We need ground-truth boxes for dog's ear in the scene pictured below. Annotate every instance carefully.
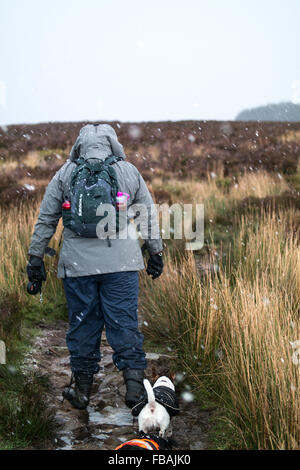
[170,372,176,382]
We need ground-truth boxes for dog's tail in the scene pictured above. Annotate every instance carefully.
[143,379,156,412]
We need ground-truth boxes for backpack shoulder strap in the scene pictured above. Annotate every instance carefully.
[74,155,122,166]
[74,157,86,167]
[104,155,123,166]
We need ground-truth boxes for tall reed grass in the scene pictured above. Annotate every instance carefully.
[0,200,62,448]
[150,171,289,222]
[0,200,64,303]
[1,170,299,449]
[0,199,66,358]
[141,205,300,449]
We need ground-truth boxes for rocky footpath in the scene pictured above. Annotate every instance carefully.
[27,321,212,450]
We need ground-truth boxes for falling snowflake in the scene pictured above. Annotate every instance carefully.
[128,125,142,140]
[181,391,194,403]
[23,184,35,191]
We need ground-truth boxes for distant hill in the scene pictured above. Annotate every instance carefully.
[236,102,300,122]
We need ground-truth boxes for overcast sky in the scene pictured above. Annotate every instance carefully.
[1,0,300,125]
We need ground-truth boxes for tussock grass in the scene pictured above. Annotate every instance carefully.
[141,181,300,449]
[0,169,299,449]
[279,130,300,145]
[0,200,63,302]
[0,201,65,448]
[0,366,55,449]
[0,199,66,355]
[150,171,289,222]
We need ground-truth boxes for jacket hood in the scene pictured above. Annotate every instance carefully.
[69,124,126,162]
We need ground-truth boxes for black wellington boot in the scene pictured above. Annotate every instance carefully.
[123,369,145,408]
[62,373,93,410]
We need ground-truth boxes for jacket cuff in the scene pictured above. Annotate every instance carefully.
[144,239,163,256]
[28,250,44,259]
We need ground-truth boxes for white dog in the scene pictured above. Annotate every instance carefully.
[138,376,175,438]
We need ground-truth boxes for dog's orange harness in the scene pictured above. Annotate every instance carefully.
[115,438,160,450]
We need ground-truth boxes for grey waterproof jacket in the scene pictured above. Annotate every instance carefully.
[28,124,163,278]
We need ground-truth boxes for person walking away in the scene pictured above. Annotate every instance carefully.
[26,124,163,410]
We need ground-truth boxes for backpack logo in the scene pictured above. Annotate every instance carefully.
[78,193,83,217]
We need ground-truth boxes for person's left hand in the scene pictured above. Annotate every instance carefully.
[146,252,163,280]
[27,255,47,282]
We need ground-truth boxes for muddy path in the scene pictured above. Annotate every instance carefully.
[26,321,212,450]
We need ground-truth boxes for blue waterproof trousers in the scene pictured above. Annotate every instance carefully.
[63,271,147,375]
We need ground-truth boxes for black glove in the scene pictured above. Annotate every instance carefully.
[27,255,47,282]
[146,252,163,280]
